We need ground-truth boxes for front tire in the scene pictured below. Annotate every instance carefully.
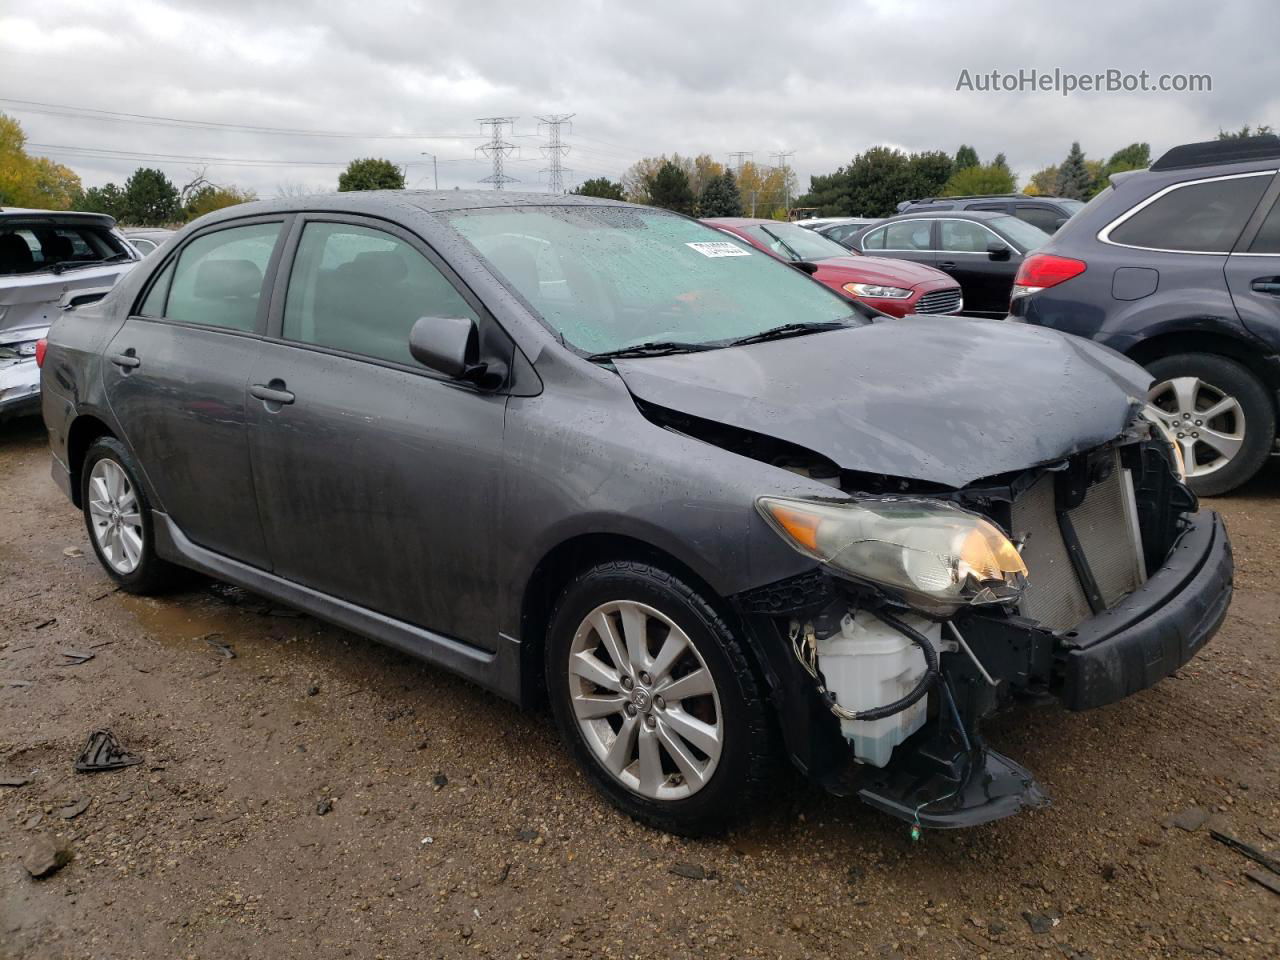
[1145,354,1275,496]
[546,561,778,835]
[81,437,180,594]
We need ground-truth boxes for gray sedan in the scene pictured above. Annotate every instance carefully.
[39,192,1230,834]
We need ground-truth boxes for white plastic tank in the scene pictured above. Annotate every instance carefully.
[815,610,942,767]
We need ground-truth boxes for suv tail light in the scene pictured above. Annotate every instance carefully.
[1011,254,1086,299]
[35,339,47,368]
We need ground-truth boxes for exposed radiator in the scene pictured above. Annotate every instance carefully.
[1010,455,1147,633]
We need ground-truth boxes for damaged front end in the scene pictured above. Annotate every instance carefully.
[730,425,1233,830]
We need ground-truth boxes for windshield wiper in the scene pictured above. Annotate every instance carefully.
[588,341,715,362]
[51,252,133,274]
[726,320,850,347]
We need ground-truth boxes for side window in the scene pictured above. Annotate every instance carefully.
[166,222,281,331]
[137,260,175,317]
[282,222,479,367]
[1248,195,1280,254]
[969,202,1009,213]
[860,227,885,250]
[939,220,994,252]
[1108,174,1272,252]
[883,221,932,250]
[1015,205,1066,233]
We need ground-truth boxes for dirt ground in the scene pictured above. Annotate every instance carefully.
[1,415,1277,960]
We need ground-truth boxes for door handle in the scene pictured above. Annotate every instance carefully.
[250,383,295,405]
[108,352,140,369]
[938,261,957,270]
[1251,278,1280,295]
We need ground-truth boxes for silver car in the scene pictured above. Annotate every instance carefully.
[1,208,139,420]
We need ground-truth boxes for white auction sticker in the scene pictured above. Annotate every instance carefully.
[685,241,752,258]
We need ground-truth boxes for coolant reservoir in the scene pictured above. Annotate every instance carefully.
[815,610,942,768]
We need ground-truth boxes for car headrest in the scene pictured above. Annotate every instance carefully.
[42,234,75,261]
[193,258,263,299]
[350,250,409,285]
[0,232,34,270]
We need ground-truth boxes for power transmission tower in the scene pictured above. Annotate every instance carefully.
[476,117,519,190]
[727,151,753,178]
[771,150,796,216]
[537,114,574,194]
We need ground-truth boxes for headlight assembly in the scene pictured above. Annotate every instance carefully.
[843,282,912,300]
[757,496,1027,615]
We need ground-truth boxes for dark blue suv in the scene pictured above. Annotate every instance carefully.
[1011,135,1280,495]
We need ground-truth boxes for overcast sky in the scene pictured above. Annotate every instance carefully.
[3,0,1278,199]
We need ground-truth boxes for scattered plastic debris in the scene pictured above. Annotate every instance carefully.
[74,729,142,773]
[62,547,84,558]
[1246,869,1280,897]
[59,648,95,665]
[1209,829,1280,877]
[203,634,235,659]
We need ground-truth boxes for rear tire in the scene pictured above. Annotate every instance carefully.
[546,561,778,836]
[81,437,182,594]
[1145,353,1275,497]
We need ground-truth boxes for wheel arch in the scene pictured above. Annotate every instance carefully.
[65,414,118,508]
[517,532,751,709]
[1125,329,1280,399]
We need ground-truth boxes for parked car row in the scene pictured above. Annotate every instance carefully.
[36,188,1231,836]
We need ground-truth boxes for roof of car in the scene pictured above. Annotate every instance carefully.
[701,217,793,228]
[0,207,118,226]
[198,190,634,226]
[870,209,1010,223]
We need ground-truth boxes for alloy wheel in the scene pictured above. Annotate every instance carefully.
[1146,376,1245,479]
[87,458,144,574]
[567,600,723,801]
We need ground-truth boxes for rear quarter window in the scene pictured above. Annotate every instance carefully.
[1106,173,1273,253]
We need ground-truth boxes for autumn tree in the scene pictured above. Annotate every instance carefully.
[0,112,82,210]
[184,184,257,221]
[697,170,743,217]
[622,153,724,205]
[571,177,625,200]
[338,158,405,191]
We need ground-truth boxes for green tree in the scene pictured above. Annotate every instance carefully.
[645,160,695,215]
[1023,165,1058,196]
[1217,125,1274,140]
[795,147,952,217]
[954,144,980,171]
[337,158,405,192]
[992,152,1010,172]
[76,183,127,219]
[1104,142,1150,172]
[571,177,625,200]
[122,168,181,225]
[697,170,743,217]
[184,184,257,221]
[942,163,1016,197]
[1054,143,1092,200]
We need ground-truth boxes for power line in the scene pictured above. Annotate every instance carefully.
[475,117,519,190]
[537,114,574,194]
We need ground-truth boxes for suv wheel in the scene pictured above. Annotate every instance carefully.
[546,561,778,835]
[81,437,181,594]
[1145,353,1275,496]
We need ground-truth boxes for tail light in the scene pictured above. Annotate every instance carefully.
[1011,254,1087,299]
[35,339,47,368]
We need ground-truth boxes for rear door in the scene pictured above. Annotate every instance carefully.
[1226,174,1280,347]
[935,218,1017,316]
[244,215,510,646]
[103,217,287,567]
[857,219,938,271]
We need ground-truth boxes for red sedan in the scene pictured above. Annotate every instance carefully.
[703,218,962,317]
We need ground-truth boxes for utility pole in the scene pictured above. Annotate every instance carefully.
[420,152,438,189]
[475,117,519,190]
[771,150,795,217]
[537,114,574,194]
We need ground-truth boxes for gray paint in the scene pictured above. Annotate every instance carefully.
[41,190,1154,704]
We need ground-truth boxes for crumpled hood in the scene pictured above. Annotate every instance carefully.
[615,316,1152,488]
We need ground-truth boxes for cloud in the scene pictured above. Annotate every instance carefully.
[2,0,1275,198]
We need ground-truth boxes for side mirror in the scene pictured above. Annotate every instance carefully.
[987,240,1012,261]
[792,260,820,275]
[408,316,484,380]
[1052,216,1069,231]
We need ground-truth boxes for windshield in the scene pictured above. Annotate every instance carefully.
[742,222,851,262]
[446,206,860,355]
[0,221,132,276]
[988,215,1051,253]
